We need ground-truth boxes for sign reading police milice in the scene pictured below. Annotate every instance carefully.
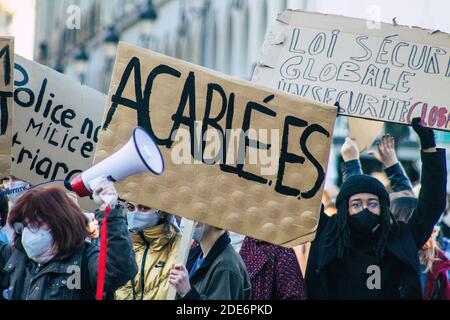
[12,55,106,184]
[95,43,336,246]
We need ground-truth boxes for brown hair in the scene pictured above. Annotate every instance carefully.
[8,186,90,257]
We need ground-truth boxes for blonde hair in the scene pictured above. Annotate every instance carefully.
[419,238,442,274]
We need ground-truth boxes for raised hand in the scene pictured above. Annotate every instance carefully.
[412,117,436,150]
[341,137,359,162]
[368,134,398,168]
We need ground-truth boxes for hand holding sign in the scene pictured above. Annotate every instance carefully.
[169,263,191,298]
[412,117,436,150]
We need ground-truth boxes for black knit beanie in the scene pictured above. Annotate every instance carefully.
[336,175,390,208]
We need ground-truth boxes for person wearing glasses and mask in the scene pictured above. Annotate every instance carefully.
[306,118,447,300]
[115,202,181,300]
[0,183,137,300]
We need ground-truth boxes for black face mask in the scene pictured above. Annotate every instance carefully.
[349,208,381,235]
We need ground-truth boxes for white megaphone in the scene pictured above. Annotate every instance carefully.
[68,127,164,197]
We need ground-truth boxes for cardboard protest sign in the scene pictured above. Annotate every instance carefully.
[252,10,450,131]
[12,55,106,209]
[0,37,14,177]
[348,117,384,152]
[94,42,337,247]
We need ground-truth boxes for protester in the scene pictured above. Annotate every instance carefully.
[306,118,447,299]
[116,202,181,300]
[239,237,307,300]
[169,222,251,300]
[0,183,137,300]
[341,129,450,300]
[419,228,450,300]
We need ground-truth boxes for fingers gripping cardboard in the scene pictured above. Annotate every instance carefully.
[95,42,337,247]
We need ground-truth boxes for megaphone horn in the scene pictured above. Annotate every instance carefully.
[68,126,164,197]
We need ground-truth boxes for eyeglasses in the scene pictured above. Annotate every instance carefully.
[350,201,380,211]
[13,220,45,234]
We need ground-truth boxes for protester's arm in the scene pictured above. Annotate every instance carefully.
[384,163,413,192]
[85,206,137,294]
[407,118,447,248]
[85,181,138,296]
[340,137,363,182]
[369,135,413,192]
[275,248,307,300]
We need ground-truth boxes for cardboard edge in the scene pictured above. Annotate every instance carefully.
[277,9,450,45]
[278,228,317,248]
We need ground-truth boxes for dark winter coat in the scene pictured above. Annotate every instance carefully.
[181,232,251,300]
[0,207,137,300]
[306,150,447,299]
[239,237,307,300]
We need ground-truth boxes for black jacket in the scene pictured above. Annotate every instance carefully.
[306,149,447,299]
[181,232,251,300]
[0,207,137,300]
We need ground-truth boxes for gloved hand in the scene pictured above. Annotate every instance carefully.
[90,176,118,210]
[412,117,436,149]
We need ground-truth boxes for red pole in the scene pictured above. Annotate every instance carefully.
[96,204,111,300]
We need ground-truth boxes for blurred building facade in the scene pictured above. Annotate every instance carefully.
[0,0,35,59]
[32,0,450,188]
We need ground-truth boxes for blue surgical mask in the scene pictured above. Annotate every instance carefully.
[127,210,161,232]
[21,226,55,264]
[193,224,206,242]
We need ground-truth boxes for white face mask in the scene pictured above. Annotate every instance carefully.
[21,226,55,264]
[127,209,161,232]
[193,224,206,242]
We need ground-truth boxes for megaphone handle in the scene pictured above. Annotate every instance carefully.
[95,204,111,300]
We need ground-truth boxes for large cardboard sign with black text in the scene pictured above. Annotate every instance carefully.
[252,10,450,130]
[0,37,14,176]
[12,55,106,208]
[95,43,337,246]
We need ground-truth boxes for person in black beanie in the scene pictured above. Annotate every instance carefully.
[305,118,447,299]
